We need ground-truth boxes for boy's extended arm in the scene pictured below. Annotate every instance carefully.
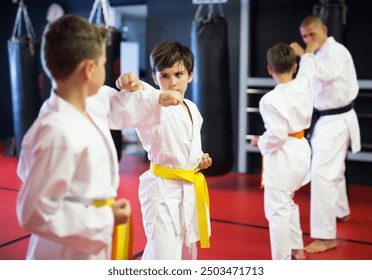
[116,72,182,106]
[116,72,144,91]
[290,41,319,57]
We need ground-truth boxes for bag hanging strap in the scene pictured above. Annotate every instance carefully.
[11,0,36,55]
[194,0,225,23]
[89,0,116,45]
[11,0,36,40]
[89,0,111,27]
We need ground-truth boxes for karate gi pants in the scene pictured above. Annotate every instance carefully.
[142,201,197,260]
[264,187,304,260]
[310,116,350,239]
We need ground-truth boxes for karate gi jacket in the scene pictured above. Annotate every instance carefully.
[258,54,316,192]
[312,36,360,153]
[16,85,161,259]
[133,83,208,249]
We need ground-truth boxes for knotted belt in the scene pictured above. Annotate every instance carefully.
[260,130,305,188]
[150,163,210,248]
[306,103,353,139]
[92,199,133,260]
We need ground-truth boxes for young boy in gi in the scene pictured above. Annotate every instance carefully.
[16,15,181,260]
[251,42,318,260]
[116,40,213,260]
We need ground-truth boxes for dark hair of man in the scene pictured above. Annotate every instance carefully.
[266,43,296,74]
[149,40,194,75]
[41,15,109,81]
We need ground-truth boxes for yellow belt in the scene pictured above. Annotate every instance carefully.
[150,163,210,249]
[92,199,133,260]
[260,130,305,189]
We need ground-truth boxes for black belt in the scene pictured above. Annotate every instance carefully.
[316,103,353,116]
[306,103,353,140]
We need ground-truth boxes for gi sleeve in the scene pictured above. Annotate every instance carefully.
[97,84,162,130]
[258,97,288,154]
[296,53,316,87]
[313,46,346,81]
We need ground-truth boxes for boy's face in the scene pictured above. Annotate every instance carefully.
[152,62,193,98]
[89,45,106,96]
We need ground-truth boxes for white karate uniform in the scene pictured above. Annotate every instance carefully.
[135,83,207,260]
[310,37,361,239]
[16,85,161,259]
[258,53,315,260]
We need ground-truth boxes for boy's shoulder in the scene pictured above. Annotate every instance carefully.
[87,85,116,116]
[22,96,85,151]
[21,112,68,153]
[184,99,202,114]
[183,98,196,106]
[260,88,277,103]
[260,87,289,110]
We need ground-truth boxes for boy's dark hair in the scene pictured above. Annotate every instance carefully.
[150,40,194,75]
[266,43,296,74]
[41,15,109,81]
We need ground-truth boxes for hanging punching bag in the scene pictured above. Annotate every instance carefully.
[8,1,41,156]
[88,1,133,260]
[106,28,123,162]
[313,0,348,44]
[89,0,123,162]
[191,4,233,176]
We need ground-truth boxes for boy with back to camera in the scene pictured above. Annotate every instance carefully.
[251,41,318,260]
[116,40,213,260]
[16,15,181,260]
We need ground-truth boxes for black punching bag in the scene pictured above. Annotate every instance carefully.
[8,2,41,156]
[313,0,348,44]
[89,0,123,161]
[106,28,123,162]
[191,4,233,176]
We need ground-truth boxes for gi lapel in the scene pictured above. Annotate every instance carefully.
[88,113,119,186]
[184,100,202,169]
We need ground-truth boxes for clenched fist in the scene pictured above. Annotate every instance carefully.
[116,72,144,91]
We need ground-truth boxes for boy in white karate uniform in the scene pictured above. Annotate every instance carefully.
[116,40,213,260]
[16,16,181,260]
[251,42,318,260]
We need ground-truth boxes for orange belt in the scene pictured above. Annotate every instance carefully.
[288,130,305,139]
[260,130,305,188]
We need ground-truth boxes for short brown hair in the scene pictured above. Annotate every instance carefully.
[300,15,325,28]
[41,15,109,81]
[150,40,194,75]
[266,43,296,74]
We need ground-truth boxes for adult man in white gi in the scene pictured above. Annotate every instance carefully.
[292,15,361,253]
